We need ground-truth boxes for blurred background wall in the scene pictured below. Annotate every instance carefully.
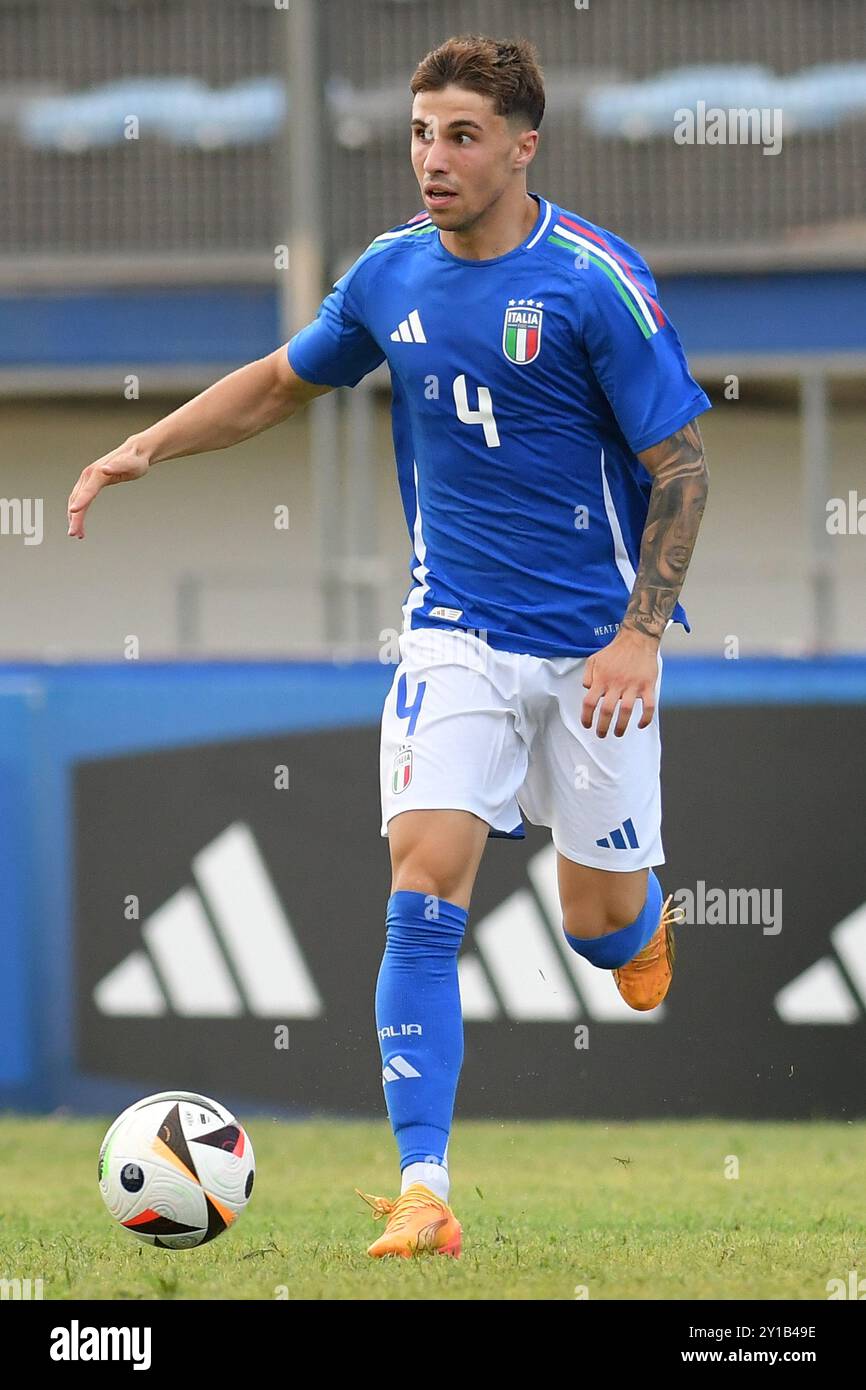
[2,393,866,657]
[1,0,864,659]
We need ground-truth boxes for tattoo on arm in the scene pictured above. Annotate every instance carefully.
[623,419,708,641]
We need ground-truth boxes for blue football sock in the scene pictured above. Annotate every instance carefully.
[375,889,466,1172]
[564,869,663,969]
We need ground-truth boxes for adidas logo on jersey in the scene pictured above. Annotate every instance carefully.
[775,900,866,1024]
[390,309,427,343]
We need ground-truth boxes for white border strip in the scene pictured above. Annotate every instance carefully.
[525,196,553,249]
[372,217,433,244]
[554,223,658,335]
[600,448,637,593]
[402,458,431,627]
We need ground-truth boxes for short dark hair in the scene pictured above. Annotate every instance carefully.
[410,34,545,131]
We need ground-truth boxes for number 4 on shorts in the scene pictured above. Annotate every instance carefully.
[396,673,426,735]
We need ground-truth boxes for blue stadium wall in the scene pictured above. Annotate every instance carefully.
[1,658,865,1122]
[3,271,866,366]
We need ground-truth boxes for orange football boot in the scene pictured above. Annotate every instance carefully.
[612,892,685,1011]
[355,1182,462,1258]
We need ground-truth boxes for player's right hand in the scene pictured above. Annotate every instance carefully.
[67,439,151,539]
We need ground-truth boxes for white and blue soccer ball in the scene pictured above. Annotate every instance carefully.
[97,1090,255,1249]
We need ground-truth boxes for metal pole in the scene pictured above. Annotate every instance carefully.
[800,370,835,653]
[310,394,344,646]
[283,0,325,335]
[284,0,344,647]
[176,573,201,654]
[345,378,380,647]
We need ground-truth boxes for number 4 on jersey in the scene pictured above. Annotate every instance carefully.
[453,374,500,449]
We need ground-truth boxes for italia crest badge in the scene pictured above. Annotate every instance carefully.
[502,298,544,365]
[392,745,413,794]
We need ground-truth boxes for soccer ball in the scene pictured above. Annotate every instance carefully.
[97,1090,255,1249]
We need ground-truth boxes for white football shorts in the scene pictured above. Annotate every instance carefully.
[379,625,664,871]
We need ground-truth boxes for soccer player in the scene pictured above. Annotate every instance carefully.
[68,35,710,1261]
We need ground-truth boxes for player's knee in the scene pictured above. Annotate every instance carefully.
[561,886,646,940]
[390,865,465,907]
[562,903,624,940]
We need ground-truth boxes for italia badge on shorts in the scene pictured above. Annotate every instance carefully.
[502,298,544,365]
[392,745,413,794]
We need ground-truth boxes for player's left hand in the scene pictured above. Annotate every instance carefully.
[580,627,660,738]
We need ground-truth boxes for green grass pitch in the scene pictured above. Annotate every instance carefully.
[2,1116,864,1300]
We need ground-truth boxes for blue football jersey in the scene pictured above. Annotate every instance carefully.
[287,192,711,658]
